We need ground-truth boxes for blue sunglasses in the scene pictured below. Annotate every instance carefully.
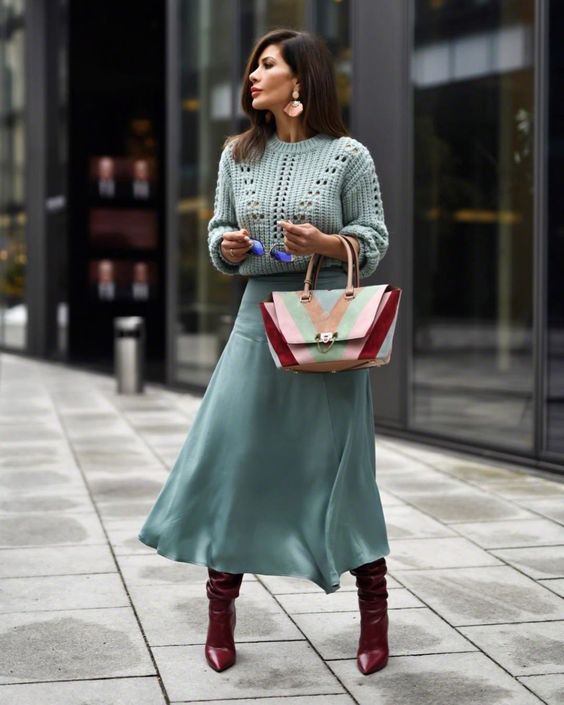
[247,238,295,263]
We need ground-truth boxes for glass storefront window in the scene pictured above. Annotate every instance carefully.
[0,0,27,349]
[241,0,306,41]
[176,0,308,386]
[411,0,535,449]
[176,0,235,386]
[316,0,351,127]
[546,0,564,456]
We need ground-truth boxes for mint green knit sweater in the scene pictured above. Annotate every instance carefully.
[207,132,389,279]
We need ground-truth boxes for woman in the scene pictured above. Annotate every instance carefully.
[138,28,391,676]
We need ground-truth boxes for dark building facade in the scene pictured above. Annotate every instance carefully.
[1,0,562,475]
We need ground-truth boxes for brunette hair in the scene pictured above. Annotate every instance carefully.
[226,28,349,162]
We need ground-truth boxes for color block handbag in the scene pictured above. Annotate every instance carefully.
[259,234,402,374]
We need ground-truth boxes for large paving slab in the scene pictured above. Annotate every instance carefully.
[540,578,564,597]
[430,460,527,484]
[0,464,86,495]
[118,552,260,588]
[0,492,94,516]
[382,503,456,538]
[0,574,128,613]
[516,497,564,523]
[0,608,155,684]
[393,565,564,625]
[386,536,501,570]
[109,528,156,555]
[490,545,564,579]
[116,552,214,586]
[0,512,107,548]
[0,442,77,470]
[152,640,345,702]
[518,674,564,705]
[96,498,157,522]
[293,607,476,660]
[0,544,116,578]
[0,678,166,705]
[459,621,564,676]
[450,517,564,548]
[128,581,304,646]
[275,586,422,614]
[378,468,466,495]
[483,477,564,499]
[327,651,545,705]
[399,488,536,523]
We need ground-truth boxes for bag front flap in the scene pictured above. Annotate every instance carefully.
[271,284,392,344]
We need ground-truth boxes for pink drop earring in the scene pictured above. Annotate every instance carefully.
[283,89,303,117]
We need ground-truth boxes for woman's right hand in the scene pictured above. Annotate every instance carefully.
[220,230,252,263]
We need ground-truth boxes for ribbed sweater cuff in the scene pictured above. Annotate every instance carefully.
[209,229,240,275]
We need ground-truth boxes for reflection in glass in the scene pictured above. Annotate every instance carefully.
[316,0,351,128]
[240,0,306,50]
[0,0,27,349]
[546,1,564,456]
[411,0,535,449]
[176,0,235,386]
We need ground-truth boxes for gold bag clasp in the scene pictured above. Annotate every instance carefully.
[315,331,338,353]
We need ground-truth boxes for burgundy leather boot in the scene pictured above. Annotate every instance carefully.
[204,568,244,672]
[350,557,389,674]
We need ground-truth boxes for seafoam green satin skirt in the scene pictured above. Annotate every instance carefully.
[137,267,390,594]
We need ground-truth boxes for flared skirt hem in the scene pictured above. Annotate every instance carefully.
[137,530,390,594]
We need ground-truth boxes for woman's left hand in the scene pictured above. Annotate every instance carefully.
[277,220,329,256]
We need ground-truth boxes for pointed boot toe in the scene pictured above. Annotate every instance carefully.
[357,647,388,674]
[205,644,236,672]
[204,603,238,672]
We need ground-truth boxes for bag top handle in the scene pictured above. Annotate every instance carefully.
[312,235,360,291]
[300,234,360,303]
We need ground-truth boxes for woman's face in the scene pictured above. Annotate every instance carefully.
[248,43,298,111]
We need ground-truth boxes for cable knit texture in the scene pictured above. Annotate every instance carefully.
[207,132,389,279]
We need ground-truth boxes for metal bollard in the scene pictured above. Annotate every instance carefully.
[114,317,145,394]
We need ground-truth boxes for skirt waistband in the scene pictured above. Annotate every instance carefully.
[246,266,346,284]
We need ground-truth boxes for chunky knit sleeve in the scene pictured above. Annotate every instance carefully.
[207,144,241,276]
[338,144,389,279]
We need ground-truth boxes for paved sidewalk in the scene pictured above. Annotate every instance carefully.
[0,352,563,705]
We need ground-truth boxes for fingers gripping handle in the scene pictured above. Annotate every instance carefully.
[300,234,360,303]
